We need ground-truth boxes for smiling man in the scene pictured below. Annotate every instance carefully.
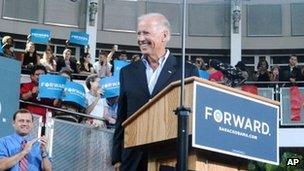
[112,13,199,171]
[0,109,52,171]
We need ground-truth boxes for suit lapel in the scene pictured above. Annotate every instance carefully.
[151,55,177,96]
[134,61,150,96]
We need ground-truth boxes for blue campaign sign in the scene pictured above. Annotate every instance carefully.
[62,81,86,108]
[30,28,51,44]
[192,81,279,165]
[38,75,66,99]
[69,31,89,46]
[99,76,120,98]
[113,60,130,76]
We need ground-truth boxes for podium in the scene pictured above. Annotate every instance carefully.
[122,77,280,171]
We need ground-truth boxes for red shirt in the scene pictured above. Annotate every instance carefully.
[20,82,47,117]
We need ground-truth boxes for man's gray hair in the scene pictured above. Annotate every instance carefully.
[138,13,171,34]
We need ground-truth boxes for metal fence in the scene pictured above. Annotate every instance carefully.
[49,119,114,171]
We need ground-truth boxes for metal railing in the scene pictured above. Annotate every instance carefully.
[20,100,114,171]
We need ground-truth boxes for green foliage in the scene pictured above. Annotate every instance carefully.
[248,152,304,171]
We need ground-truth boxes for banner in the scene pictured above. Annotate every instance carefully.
[30,28,51,44]
[38,75,66,99]
[69,31,89,46]
[113,60,130,76]
[192,81,279,165]
[0,57,21,137]
[99,76,120,98]
[62,81,87,108]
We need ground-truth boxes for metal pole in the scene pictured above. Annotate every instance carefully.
[175,0,189,170]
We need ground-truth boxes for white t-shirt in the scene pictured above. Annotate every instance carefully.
[93,61,112,77]
[86,92,109,118]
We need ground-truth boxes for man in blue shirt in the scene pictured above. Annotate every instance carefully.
[0,109,52,171]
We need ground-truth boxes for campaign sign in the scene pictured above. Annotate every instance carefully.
[30,28,51,44]
[38,75,66,99]
[69,31,89,46]
[99,76,120,98]
[62,81,86,108]
[113,60,130,76]
[0,41,3,54]
[192,81,279,165]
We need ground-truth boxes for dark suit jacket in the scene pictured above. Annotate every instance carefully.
[112,53,199,171]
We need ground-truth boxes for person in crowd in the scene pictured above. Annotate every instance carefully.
[280,55,302,83]
[254,58,270,81]
[93,51,112,78]
[235,61,249,81]
[118,50,128,61]
[22,42,41,69]
[131,54,140,63]
[40,47,56,72]
[85,74,116,128]
[1,35,16,59]
[112,13,199,171]
[53,68,83,122]
[194,57,206,70]
[195,57,209,79]
[270,65,280,81]
[0,109,52,171]
[78,52,94,75]
[208,59,224,83]
[20,65,49,119]
[56,48,78,74]
[106,96,119,129]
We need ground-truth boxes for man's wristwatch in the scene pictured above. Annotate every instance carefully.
[41,151,48,158]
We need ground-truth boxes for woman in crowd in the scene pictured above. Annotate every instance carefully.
[56,48,78,73]
[208,59,224,83]
[85,74,116,128]
[78,52,94,75]
[22,42,41,68]
[270,65,280,81]
[40,47,56,72]
[254,59,270,81]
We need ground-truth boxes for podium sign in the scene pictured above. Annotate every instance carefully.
[192,81,279,165]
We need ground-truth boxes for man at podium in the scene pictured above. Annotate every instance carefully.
[112,13,199,171]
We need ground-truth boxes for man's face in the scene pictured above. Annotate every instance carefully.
[290,56,298,67]
[119,54,127,61]
[13,112,33,136]
[137,17,167,57]
[31,69,45,83]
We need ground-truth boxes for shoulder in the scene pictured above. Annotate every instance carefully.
[120,60,142,72]
[0,134,14,145]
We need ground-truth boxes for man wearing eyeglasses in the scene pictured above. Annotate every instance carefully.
[20,65,48,119]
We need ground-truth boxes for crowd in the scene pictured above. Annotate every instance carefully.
[1,11,303,170]
[190,55,304,86]
[0,34,142,129]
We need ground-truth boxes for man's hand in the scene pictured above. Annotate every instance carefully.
[39,136,48,152]
[114,162,121,171]
[31,86,38,95]
[22,138,39,155]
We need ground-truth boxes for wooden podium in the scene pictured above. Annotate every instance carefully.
[122,77,279,171]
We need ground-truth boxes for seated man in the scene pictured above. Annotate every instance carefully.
[0,109,52,171]
[20,65,49,120]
